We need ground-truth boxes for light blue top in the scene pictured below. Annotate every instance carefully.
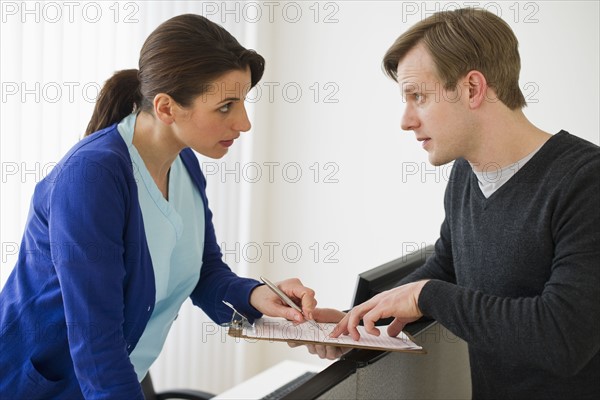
[117,114,205,381]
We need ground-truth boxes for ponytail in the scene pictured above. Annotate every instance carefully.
[84,69,142,136]
[85,15,265,137]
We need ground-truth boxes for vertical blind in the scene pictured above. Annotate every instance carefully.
[1,1,259,394]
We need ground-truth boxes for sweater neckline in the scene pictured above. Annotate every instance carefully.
[471,130,569,204]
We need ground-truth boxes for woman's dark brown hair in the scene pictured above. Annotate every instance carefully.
[85,14,265,136]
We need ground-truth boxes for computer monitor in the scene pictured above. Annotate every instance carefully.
[352,244,434,307]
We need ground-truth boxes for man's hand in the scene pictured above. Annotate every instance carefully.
[331,280,429,341]
[288,308,350,360]
[250,278,317,322]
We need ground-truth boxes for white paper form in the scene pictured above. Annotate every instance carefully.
[235,317,424,353]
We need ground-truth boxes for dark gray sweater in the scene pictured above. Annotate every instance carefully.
[405,131,600,399]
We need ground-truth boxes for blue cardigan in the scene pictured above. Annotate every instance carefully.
[0,124,262,399]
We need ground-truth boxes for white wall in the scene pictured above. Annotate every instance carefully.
[1,0,598,394]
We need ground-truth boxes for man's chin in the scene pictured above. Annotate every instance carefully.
[428,153,454,167]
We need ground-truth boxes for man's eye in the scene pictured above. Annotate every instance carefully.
[414,93,424,102]
[219,103,232,113]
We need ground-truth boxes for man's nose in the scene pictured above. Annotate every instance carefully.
[400,105,419,132]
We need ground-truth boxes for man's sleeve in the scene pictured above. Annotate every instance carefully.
[399,217,457,285]
[400,163,458,286]
[418,158,600,376]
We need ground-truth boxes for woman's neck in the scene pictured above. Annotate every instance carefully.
[132,111,183,199]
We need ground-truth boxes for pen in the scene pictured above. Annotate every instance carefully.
[260,276,323,332]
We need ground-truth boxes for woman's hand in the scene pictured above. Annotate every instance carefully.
[288,308,351,360]
[249,278,317,322]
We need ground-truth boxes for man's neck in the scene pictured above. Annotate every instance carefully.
[468,109,551,172]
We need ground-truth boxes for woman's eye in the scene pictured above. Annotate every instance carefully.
[219,103,232,113]
[414,93,424,103]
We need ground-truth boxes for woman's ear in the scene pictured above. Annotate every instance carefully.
[153,93,177,125]
[465,70,488,109]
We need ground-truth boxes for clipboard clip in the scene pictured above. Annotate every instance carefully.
[221,300,254,336]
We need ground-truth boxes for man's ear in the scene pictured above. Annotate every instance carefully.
[153,93,177,125]
[465,70,488,109]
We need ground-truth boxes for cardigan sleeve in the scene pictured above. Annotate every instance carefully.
[183,151,263,324]
[48,154,143,399]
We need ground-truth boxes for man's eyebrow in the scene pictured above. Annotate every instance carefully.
[402,83,419,93]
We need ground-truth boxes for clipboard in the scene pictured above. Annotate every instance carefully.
[227,317,426,354]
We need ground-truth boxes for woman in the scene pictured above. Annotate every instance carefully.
[0,14,317,399]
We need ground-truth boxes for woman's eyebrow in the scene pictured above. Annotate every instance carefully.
[216,97,241,104]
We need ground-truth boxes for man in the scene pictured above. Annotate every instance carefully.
[329,8,599,398]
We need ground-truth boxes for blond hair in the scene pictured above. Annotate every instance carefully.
[383,8,526,109]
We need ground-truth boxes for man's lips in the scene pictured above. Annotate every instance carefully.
[417,137,431,148]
